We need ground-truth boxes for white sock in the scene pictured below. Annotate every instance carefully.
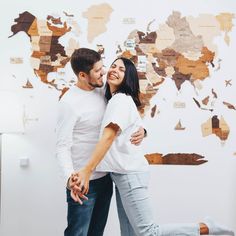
[204,217,234,236]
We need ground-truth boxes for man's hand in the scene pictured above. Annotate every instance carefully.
[70,189,88,205]
[130,127,145,145]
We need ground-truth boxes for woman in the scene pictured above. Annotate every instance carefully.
[71,57,234,236]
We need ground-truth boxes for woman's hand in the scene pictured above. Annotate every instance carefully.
[73,167,93,195]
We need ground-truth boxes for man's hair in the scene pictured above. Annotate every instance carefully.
[70,48,101,75]
[105,57,141,107]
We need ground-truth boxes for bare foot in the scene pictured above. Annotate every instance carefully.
[200,222,209,235]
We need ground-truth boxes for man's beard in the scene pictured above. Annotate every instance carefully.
[88,80,104,88]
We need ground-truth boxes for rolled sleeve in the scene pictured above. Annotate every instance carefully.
[102,94,132,131]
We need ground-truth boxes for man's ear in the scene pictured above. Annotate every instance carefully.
[78,71,87,80]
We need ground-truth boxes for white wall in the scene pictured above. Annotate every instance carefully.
[0,92,67,235]
[0,0,236,235]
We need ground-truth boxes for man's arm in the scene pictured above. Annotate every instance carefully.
[55,101,77,185]
[56,101,89,202]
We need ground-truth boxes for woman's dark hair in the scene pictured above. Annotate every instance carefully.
[105,57,141,107]
[70,48,101,75]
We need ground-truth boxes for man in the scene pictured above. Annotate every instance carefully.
[56,48,145,236]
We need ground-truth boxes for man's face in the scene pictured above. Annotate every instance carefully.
[87,60,105,88]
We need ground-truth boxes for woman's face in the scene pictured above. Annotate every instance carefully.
[107,59,126,90]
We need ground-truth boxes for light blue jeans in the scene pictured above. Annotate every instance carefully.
[111,172,200,236]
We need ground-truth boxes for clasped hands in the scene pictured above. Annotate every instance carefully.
[67,127,145,204]
[68,167,92,204]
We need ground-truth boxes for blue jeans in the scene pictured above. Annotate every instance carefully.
[111,172,199,236]
[64,174,113,236]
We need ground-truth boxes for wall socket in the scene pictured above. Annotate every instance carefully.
[19,157,29,167]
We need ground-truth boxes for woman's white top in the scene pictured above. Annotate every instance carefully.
[96,93,149,174]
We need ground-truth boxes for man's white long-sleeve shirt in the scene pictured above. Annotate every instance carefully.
[55,86,107,184]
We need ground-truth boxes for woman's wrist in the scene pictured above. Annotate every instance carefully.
[85,164,94,173]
